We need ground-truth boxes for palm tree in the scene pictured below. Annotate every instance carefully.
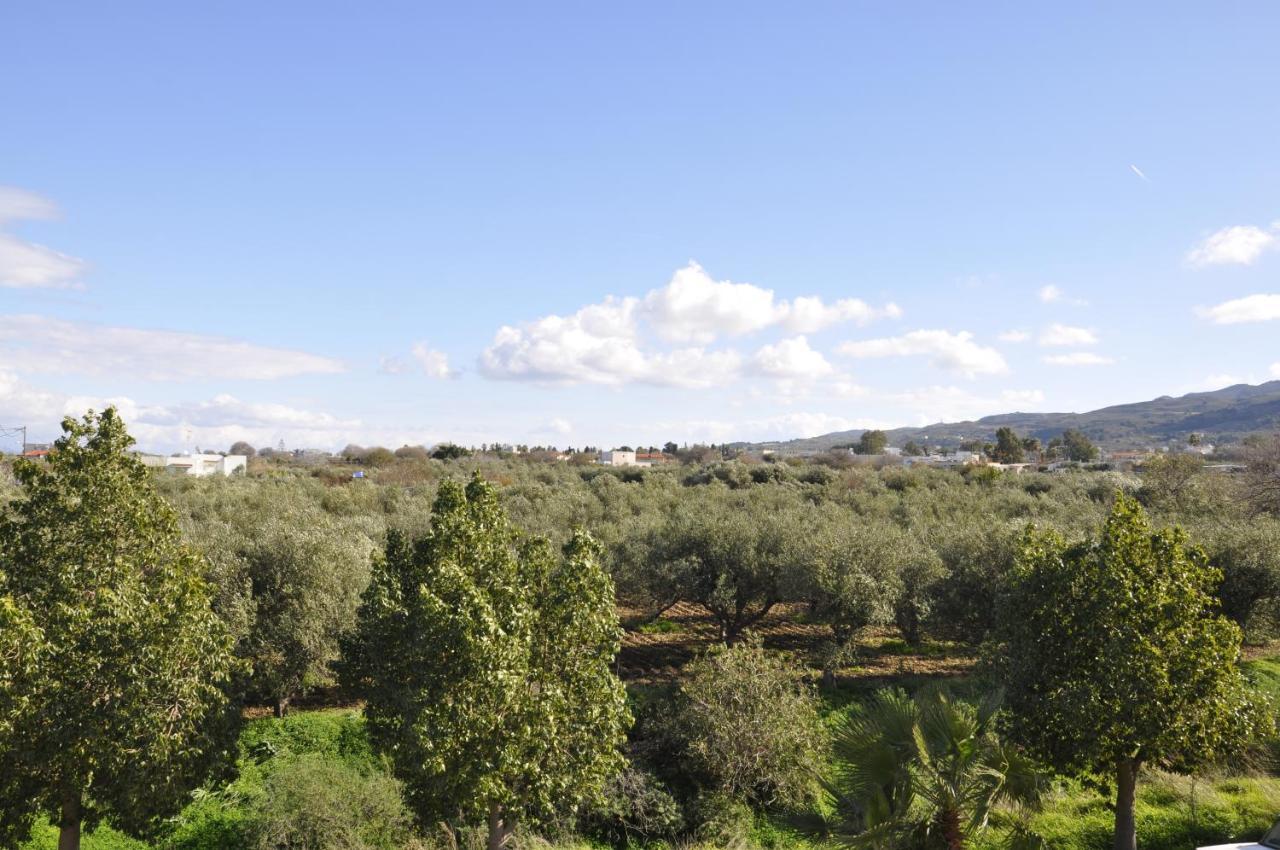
[829,687,1045,850]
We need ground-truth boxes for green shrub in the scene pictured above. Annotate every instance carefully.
[246,753,415,850]
[581,767,683,845]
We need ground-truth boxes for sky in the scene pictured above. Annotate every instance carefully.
[3,2,1280,453]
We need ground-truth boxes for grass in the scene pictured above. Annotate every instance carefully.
[22,658,1280,850]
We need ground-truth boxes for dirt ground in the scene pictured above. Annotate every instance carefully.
[619,601,976,685]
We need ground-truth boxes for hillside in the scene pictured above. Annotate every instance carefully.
[748,381,1280,453]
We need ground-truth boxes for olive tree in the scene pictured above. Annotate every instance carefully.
[340,475,629,850]
[0,410,240,850]
[994,494,1262,850]
[641,491,811,644]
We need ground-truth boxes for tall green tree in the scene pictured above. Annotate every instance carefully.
[0,410,240,850]
[994,495,1262,850]
[855,430,889,455]
[990,427,1025,464]
[1060,428,1098,462]
[831,687,1044,850]
[340,475,630,850]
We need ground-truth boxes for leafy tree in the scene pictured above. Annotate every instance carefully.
[230,440,257,458]
[1021,436,1041,456]
[990,427,1025,464]
[241,520,372,716]
[855,430,889,455]
[668,638,824,808]
[994,495,1263,850]
[1137,452,1205,513]
[831,687,1044,850]
[1060,428,1098,462]
[805,520,905,684]
[663,441,680,455]
[1243,432,1280,516]
[643,493,810,644]
[340,476,629,850]
[0,410,240,850]
[394,444,430,461]
[1205,520,1280,633]
[902,441,926,457]
[362,446,396,467]
[430,442,471,460]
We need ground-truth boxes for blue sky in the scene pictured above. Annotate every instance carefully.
[3,2,1280,452]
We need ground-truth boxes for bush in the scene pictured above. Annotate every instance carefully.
[664,638,825,808]
[246,754,416,850]
[581,767,683,846]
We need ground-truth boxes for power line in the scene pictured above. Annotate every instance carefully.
[0,425,28,454]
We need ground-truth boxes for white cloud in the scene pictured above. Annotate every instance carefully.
[0,370,365,453]
[1043,352,1114,367]
[747,336,833,379]
[780,295,901,334]
[479,261,895,387]
[1038,284,1087,306]
[1187,224,1278,267]
[0,314,346,380]
[1038,323,1098,347]
[998,330,1030,343]
[1197,293,1280,324]
[837,330,1008,378]
[0,187,86,289]
[638,262,899,343]
[411,342,455,379]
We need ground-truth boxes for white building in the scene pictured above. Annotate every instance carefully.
[599,450,645,467]
[140,453,247,477]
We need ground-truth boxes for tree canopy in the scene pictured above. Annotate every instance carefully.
[340,475,630,850]
[0,409,240,850]
[994,494,1263,850]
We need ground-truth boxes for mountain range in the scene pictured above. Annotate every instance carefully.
[744,381,1280,453]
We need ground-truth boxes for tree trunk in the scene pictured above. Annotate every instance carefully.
[275,695,289,718]
[58,790,81,850]
[1113,759,1139,850]
[486,802,514,850]
[936,806,965,850]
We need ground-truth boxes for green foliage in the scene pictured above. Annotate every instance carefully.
[0,409,240,847]
[831,687,1045,850]
[994,494,1265,850]
[991,427,1026,464]
[340,475,630,847]
[669,638,825,808]
[856,430,889,456]
[581,767,683,845]
[246,754,415,850]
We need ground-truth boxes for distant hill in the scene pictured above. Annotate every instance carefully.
[744,381,1280,453]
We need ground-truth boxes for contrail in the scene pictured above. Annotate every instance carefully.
[1130,164,1150,182]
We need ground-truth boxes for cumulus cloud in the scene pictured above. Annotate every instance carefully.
[1197,293,1280,324]
[411,342,455,378]
[479,262,895,386]
[998,330,1031,343]
[837,330,1008,378]
[747,336,833,379]
[1043,352,1114,366]
[0,314,346,380]
[1187,223,1278,267]
[1038,323,1098,347]
[0,187,86,289]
